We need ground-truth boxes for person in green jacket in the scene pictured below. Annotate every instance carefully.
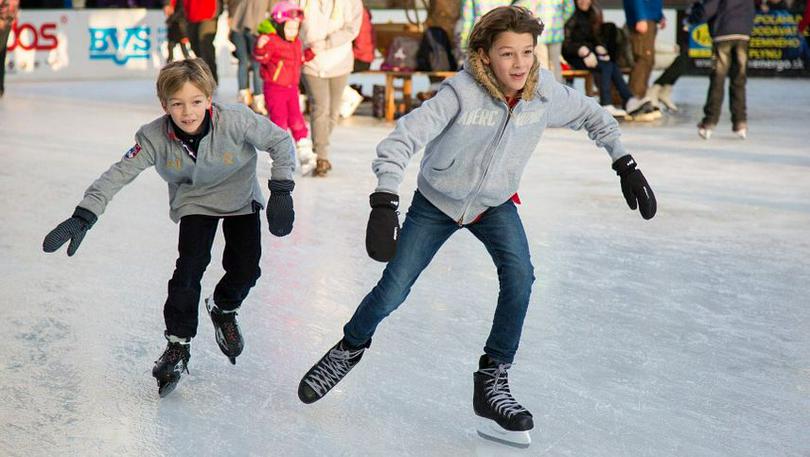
[517,0,575,81]
[459,0,514,52]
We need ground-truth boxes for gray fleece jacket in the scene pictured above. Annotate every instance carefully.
[373,54,628,225]
[78,103,295,223]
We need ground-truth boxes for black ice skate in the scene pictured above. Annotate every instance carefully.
[473,355,534,448]
[298,338,369,404]
[152,335,191,398]
[205,296,244,364]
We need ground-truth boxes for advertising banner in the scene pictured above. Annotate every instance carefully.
[5,9,233,81]
[680,4,810,77]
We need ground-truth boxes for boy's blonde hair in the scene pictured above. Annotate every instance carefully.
[467,6,545,54]
[156,58,217,106]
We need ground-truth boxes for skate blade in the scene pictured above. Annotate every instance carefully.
[229,357,236,365]
[476,418,531,448]
[157,376,181,398]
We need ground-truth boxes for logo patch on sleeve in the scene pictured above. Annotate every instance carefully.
[124,143,142,159]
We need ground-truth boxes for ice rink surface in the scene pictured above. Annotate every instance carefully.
[1,74,809,457]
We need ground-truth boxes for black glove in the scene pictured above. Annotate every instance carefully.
[365,192,400,262]
[612,155,657,220]
[43,207,98,256]
[266,179,295,236]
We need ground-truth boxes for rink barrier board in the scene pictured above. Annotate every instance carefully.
[5,8,682,83]
[4,9,236,81]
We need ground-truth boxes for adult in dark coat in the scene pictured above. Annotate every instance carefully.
[687,0,755,139]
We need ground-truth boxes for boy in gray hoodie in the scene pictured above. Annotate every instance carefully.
[297,6,656,448]
[42,59,297,397]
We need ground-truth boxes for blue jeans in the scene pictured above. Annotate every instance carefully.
[595,60,633,106]
[229,29,262,95]
[343,191,535,363]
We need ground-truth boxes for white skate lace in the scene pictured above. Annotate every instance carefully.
[305,345,364,396]
[482,364,528,418]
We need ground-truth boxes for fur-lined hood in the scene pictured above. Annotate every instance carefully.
[372,55,627,225]
[464,51,541,103]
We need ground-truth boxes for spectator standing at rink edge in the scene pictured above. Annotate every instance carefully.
[227,0,271,115]
[165,0,221,82]
[299,0,363,177]
[518,0,575,82]
[622,0,664,100]
[687,0,755,139]
[0,0,19,98]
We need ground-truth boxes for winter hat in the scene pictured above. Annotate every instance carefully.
[271,1,304,23]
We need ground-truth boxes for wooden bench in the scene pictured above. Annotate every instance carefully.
[358,67,631,122]
[355,70,457,121]
[564,68,632,97]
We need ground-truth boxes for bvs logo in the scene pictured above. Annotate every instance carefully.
[8,22,59,52]
[88,27,151,65]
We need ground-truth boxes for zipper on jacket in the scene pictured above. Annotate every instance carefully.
[456,105,512,226]
[273,60,284,82]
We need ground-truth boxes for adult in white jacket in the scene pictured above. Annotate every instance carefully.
[299,0,363,177]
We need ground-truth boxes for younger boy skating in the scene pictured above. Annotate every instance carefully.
[43,59,297,397]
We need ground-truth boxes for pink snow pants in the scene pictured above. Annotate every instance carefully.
[263,83,308,142]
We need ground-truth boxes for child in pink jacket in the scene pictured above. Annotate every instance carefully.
[254,1,317,175]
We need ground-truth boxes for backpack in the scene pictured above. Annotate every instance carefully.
[613,24,635,68]
[416,26,459,71]
[381,35,421,71]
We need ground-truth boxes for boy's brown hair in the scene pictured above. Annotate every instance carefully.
[467,6,545,53]
[156,58,217,106]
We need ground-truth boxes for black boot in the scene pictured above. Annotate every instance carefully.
[205,296,244,364]
[298,338,370,404]
[473,355,533,448]
[152,334,191,398]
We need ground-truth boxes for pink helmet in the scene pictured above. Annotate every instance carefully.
[271,1,304,23]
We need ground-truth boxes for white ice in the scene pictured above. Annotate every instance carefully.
[1,75,809,457]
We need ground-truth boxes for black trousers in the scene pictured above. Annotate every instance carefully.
[164,211,261,338]
[0,25,11,93]
[188,20,218,83]
[654,54,685,86]
[702,40,749,128]
[353,60,371,72]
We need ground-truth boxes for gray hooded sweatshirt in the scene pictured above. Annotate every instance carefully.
[373,54,628,225]
[78,103,295,223]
